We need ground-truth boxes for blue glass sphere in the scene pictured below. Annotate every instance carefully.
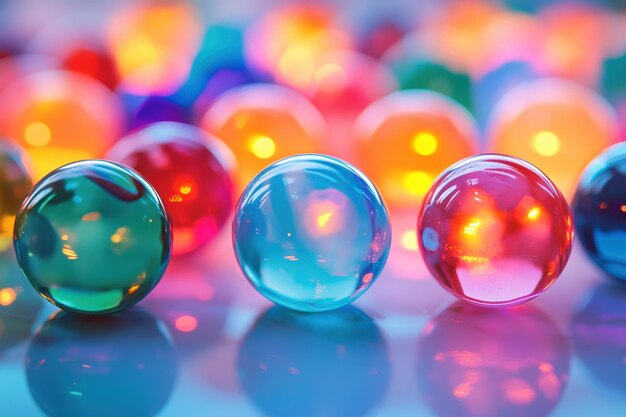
[233,154,391,312]
[573,142,626,280]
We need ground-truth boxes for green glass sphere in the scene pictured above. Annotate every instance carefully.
[13,160,172,314]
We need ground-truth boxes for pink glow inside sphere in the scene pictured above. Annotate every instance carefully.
[418,154,573,307]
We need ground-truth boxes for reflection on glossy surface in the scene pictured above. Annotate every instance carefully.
[0,70,124,180]
[572,143,626,281]
[107,122,235,255]
[572,282,626,389]
[0,140,32,252]
[238,306,390,417]
[353,90,479,207]
[0,251,42,351]
[419,154,573,306]
[417,302,570,417]
[14,160,172,314]
[27,309,177,417]
[201,83,325,191]
[144,257,233,357]
[486,79,619,198]
[233,155,391,312]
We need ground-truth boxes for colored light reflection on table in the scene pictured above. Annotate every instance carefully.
[238,306,390,417]
[0,71,124,180]
[201,83,325,191]
[486,79,620,198]
[572,282,626,390]
[353,90,479,208]
[417,302,570,417]
[418,154,573,307]
[27,310,177,417]
[107,122,235,256]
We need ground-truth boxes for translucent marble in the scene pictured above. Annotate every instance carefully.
[572,143,626,280]
[233,154,391,312]
[13,160,172,314]
[0,140,32,252]
[107,122,235,255]
[418,154,573,307]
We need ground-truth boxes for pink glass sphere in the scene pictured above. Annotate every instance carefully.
[418,154,573,307]
[107,122,235,256]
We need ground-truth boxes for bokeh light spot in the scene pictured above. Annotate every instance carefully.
[249,135,277,159]
[412,132,438,156]
[24,122,51,147]
[532,131,560,157]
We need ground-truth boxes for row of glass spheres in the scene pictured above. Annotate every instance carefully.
[5,122,626,315]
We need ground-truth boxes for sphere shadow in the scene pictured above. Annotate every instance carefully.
[417,302,571,417]
[571,281,626,389]
[26,309,177,417]
[237,305,390,417]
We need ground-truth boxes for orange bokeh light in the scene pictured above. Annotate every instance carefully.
[175,314,198,333]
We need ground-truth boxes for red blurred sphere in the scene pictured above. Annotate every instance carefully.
[107,122,235,256]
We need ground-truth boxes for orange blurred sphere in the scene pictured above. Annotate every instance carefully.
[245,5,352,91]
[201,84,325,191]
[0,71,124,179]
[486,79,620,198]
[353,90,479,208]
[106,2,202,95]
